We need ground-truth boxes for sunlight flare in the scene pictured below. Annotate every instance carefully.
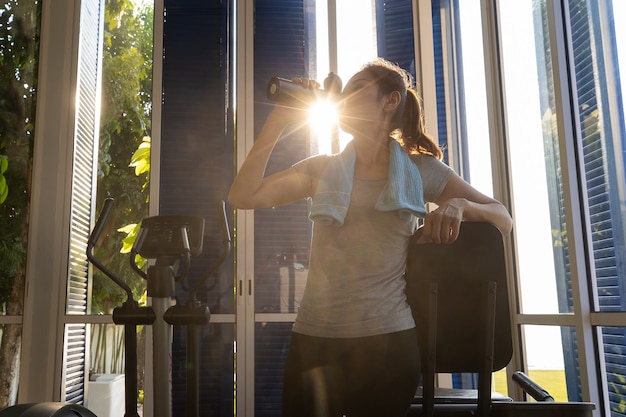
[309,99,339,154]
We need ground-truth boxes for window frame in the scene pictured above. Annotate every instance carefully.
[19,0,110,403]
[434,1,626,413]
[455,0,620,412]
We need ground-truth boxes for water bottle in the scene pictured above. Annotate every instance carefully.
[266,72,342,108]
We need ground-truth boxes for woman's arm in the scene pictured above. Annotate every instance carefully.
[417,173,513,244]
[228,107,314,209]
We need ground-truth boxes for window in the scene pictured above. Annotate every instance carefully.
[159,0,235,415]
[16,0,106,406]
[499,0,574,397]
[448,0,626,412]
[89,0,154,412]
[14,0,156,409]
[252,3,316,414]
[13,0,624,415]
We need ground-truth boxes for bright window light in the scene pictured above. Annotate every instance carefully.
[309,99,339,155]
[314,0,377,154]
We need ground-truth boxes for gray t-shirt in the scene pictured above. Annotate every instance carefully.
[292,153,453,338]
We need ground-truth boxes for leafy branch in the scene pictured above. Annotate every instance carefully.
[117,136,150,268]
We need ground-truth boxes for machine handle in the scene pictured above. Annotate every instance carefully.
[512,371,555,402]
[86,198,134,301]
[188,200,232,302]
[217,200,231,245]
[87,197,115,248]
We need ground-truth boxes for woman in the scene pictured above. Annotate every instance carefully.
[228,58,512,417]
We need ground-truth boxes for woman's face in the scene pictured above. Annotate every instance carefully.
[338,71,385,137]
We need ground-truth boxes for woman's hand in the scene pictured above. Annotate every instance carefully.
[292,77,320,90]
[414,172,513,244]
[269,77,321,126]
[415,198,466,244]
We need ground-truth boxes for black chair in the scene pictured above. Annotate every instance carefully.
[404,221,595,417]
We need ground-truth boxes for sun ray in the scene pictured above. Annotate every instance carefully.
[309,99,339,154]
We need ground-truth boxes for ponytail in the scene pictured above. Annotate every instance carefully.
[393,89,443,160]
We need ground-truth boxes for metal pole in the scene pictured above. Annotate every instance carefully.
[152,298,172,417]
[187,322,200,417]
[124,323,139,417]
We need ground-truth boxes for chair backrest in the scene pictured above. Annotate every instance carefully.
[405,221,513,374]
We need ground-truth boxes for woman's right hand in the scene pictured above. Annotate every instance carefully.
[268,77,321,126]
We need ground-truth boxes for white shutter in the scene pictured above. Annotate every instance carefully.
[62,0,104,404]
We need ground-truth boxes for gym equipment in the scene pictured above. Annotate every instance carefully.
[87,198,157,417]
[0,403,97,417]
[0,199,229,417]
[86,198,231,417]
[405,221,595,416]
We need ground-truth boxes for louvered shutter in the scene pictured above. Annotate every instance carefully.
[62,0,104,404]
[160,0,236,415]
[375,0,415,76]
[253,1,313,415]
[567,0,626,407]
[534,0,626,403]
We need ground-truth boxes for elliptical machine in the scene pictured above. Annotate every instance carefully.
[86,198,231,417]
[0,199,230,417]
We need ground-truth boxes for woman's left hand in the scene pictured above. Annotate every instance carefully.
[415,198,466,244]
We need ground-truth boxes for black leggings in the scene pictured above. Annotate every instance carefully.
[281,329,420,417]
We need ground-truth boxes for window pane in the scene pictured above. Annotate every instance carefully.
[498,0,589,403]
[522,325,577,401]
[0,324,22,406]
[498,0,570,315]
[172,323,235,416]
[252,1,316,413]
[93,0,153,314]
[0,1,40,315]
[255,322,293,416]
[456,0,493,196]
[87,324,144,416]
[336,0,377,81]
[254,0,313,316]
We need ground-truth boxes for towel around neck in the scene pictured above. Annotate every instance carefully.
[310,139,427,226]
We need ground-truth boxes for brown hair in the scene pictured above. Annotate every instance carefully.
[360,58,443,160]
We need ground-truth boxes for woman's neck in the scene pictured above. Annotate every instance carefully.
[353,136,390,179]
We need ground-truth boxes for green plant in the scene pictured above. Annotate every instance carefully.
[117,136,151,269]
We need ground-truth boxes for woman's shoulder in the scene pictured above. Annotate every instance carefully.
[409,153,454,181]
[409,153,454,200]
[409,153,449,169]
